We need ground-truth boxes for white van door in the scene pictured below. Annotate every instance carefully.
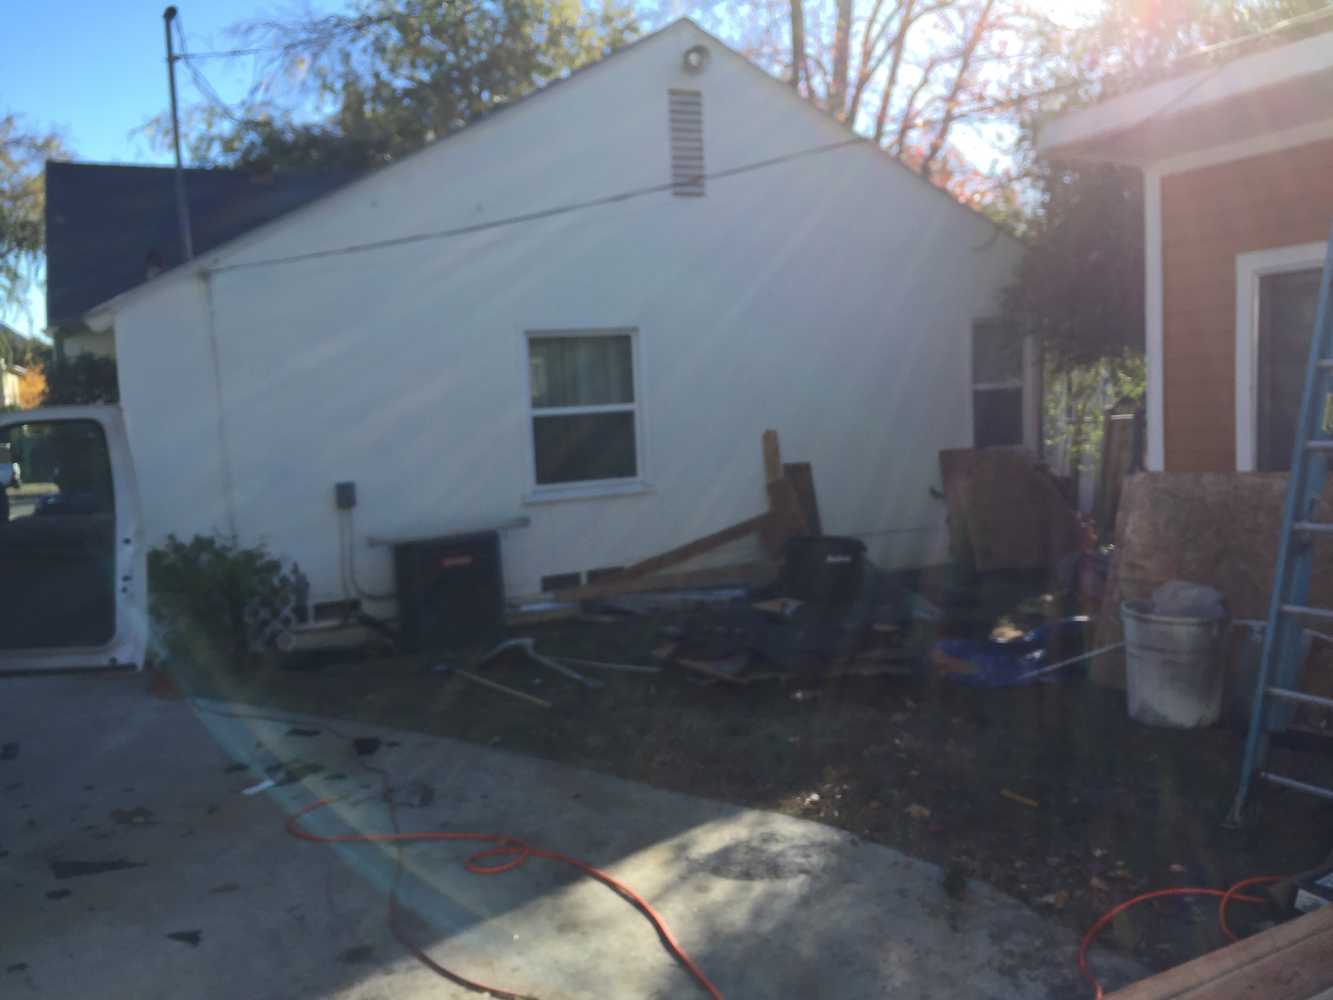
[0,406,147,672]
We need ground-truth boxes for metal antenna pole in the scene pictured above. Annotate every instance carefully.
[163,6,194,261]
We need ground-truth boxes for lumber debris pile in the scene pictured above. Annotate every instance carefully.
[653,602,916,685]
[650,534,928,685]
[549,430,818,604]
[498,430,932,688]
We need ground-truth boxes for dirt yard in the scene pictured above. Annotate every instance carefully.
[171,572,1333,982]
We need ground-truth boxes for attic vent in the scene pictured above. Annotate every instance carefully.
[669,89,705,197]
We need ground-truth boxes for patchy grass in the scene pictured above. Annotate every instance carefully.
[169,573,1333,978]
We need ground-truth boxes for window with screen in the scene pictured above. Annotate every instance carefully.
[528,331,639,487]
[971,319,1024,449]
[1258,269,1322,471]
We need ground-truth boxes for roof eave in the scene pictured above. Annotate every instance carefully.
[1037,129,1153,168]
[1038,29,1333,168]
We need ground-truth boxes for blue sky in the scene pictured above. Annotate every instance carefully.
[7,2,311,165]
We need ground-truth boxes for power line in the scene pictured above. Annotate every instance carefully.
[1092,1,1333,131]
[1179,2,1333,62]
[1108,2,1333,132]
[179,45,274,61]
[913,3,1333,123]
[174,16,246,125]
[1131,56,1229,131]
[176,13,394,62]
[1013,5,1333,131]
[208,137,867,276]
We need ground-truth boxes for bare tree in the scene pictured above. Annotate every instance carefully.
[829,0,854,115]
[694,0,1048,201]
[919,0,995,177]
[789,0,809,88]
[889,52,941,155]
[870,0,916,143]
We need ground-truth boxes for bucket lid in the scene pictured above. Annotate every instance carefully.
[1121,599,1225,627]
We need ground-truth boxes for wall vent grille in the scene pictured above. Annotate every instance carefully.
[669,89,705,197]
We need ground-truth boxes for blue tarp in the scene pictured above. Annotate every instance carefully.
[934,618,1091,688]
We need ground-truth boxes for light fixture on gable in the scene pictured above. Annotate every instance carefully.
[683,44,710,74]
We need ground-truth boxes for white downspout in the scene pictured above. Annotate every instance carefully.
[200,271,239,538]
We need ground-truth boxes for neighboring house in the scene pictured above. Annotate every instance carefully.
[78,18,1025,606]
[1,321,33,408]
[1039,30,1333,474]
[1,364,24,409]
[44,162,355,359]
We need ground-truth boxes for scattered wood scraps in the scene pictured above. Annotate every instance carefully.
[655,641,917,686]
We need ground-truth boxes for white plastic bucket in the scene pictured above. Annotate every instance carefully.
[1121,600,1226,728]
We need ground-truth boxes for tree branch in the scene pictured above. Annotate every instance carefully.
[806,51,832,95]
[789,0,809,89]
[889,54,941,154]
[872,0,921,144]
[830,0,853,117]
[846,0,895,123]
[919,0,996,177]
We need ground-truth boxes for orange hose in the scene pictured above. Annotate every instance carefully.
[1218,875,1285,943]
[286,796,725,1000]
[1078,879,1284,999]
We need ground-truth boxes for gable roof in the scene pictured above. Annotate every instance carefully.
[1038,29,1333,166]
[45,161,357,326]
[84,18,1012,323]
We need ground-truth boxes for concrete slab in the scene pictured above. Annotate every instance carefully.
[0,673,1146,999]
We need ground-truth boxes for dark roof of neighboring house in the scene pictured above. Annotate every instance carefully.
[44,161,357,326]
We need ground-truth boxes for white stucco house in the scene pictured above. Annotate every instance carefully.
[79,19,1025,609]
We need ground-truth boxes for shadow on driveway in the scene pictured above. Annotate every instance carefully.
[0,673,1145,999]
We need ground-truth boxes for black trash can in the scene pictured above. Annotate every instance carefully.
[780,536,866,606]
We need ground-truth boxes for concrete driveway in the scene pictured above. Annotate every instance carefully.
[1,673,1145,999]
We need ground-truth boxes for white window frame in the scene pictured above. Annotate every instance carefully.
[970,321,1039,453]
[523,327,648,502]
[1234,242,1327,472]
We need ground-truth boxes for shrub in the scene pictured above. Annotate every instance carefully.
[43,355,119,405]
[149,534,306,667]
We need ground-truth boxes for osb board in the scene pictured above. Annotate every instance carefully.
[939,447,1084,573]
[1093,472,1333,688]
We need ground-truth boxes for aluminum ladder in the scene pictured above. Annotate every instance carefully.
[1226,229,1333,828]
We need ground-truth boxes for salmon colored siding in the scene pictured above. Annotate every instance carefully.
[1160,139,1333,471]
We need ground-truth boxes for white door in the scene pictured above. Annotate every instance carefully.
[0,406,147,672]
